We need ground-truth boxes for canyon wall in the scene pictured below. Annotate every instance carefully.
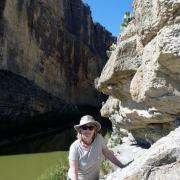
[0,0,115,132]
[0,0,115,106]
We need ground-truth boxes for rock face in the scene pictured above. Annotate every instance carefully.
[96,0,180,146]
[96,0,180,179]
[0,0,115,138]
[105,127,180,180]
[0,70,77,135]
[0,0,115,107]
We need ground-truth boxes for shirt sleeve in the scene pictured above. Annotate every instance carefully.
[68,142,79,161]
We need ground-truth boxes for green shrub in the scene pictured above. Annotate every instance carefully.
[100,159,113,176]
[37,160,68,180]
[120,11,133,30]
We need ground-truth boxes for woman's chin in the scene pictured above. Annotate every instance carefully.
[83,134,92,139]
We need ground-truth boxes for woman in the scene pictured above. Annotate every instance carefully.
[67,115,126,180]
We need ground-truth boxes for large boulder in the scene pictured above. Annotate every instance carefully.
[104,127,180,180]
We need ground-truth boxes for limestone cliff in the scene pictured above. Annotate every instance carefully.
[0,0,115,134]
[96,0,180,179]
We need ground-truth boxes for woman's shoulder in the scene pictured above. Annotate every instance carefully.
[96,133,103,139]
[95,133,104,142]
[70,139,80,150]
[95,133,107,147]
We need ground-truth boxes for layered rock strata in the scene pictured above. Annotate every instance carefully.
[97,0,180,179]
[96,0,180,146]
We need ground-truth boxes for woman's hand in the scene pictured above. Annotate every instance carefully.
[121,159,134,168]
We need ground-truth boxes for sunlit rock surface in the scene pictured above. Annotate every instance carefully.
[97,0,180,179]
[104,127,180,180]
[97,0,180,145]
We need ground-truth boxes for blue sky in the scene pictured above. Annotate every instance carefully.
[82,0,133,37]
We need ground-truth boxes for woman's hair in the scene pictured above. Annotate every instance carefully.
[77,127,98,141]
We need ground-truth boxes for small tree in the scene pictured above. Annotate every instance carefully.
[120,11,133,30]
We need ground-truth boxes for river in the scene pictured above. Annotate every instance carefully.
[0,151,68,180]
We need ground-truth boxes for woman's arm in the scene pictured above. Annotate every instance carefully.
[102,148,125,168]
[69,160,78,180]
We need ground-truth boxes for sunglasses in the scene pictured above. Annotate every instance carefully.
[81,125,95,131]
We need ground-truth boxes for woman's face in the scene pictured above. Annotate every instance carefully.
[80,123,95,141]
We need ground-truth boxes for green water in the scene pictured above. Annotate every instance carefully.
[0,151,68,180]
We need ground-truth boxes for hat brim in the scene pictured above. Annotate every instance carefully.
[74,121,101,133]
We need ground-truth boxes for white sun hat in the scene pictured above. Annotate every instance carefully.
[74,115,101,132]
